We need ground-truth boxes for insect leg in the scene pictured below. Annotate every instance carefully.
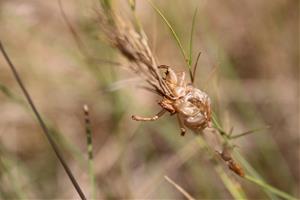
[176,114,186,136]
[132,109,166,121]
[158,65,170,69]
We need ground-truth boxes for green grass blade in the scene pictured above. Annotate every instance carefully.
[230,126,270,139]
[0,150,27,199]
[0,83,25,106]
[128,0,135,10]
[0,42,86,199]
[196,137,247,199]
[212,112,227,135]
[146,0,189,67]
[0,82,86,165]
[127,0,143,34]
[245,175,297,200]
[100,0,112,11]
[212,111,280,199]
[216,165,247,199]
[234,152,279,200]
[188,7,198,67]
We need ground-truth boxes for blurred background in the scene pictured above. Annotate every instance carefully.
[0,0,299,199]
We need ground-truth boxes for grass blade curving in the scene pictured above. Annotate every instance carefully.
[146,0,189,67]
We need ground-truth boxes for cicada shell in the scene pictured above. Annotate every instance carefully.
[139,65,212,135]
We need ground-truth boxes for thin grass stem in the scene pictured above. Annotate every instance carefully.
[214,165,247,199]
[230,126,270,139]
[245,175,297,200]
[0,41,86,200]
[83,105,96,200]
[146,0,189,67]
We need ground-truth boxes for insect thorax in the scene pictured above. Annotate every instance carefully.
[175,87,212,131]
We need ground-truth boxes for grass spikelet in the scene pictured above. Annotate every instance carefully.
[83,104,96,200]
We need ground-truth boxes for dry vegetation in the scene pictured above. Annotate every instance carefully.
[0,0,299,199]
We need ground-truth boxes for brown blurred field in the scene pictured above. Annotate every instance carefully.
[0,0,299,199]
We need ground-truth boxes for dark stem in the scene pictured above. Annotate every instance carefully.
[0,41,86,200]
[191,52,201,84]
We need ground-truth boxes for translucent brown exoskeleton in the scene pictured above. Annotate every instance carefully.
[132,63,212,136]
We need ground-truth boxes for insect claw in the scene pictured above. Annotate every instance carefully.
[132,115,138,120]
[180,128,186,136]
[131,115,141,121]
[132,110,166,121]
